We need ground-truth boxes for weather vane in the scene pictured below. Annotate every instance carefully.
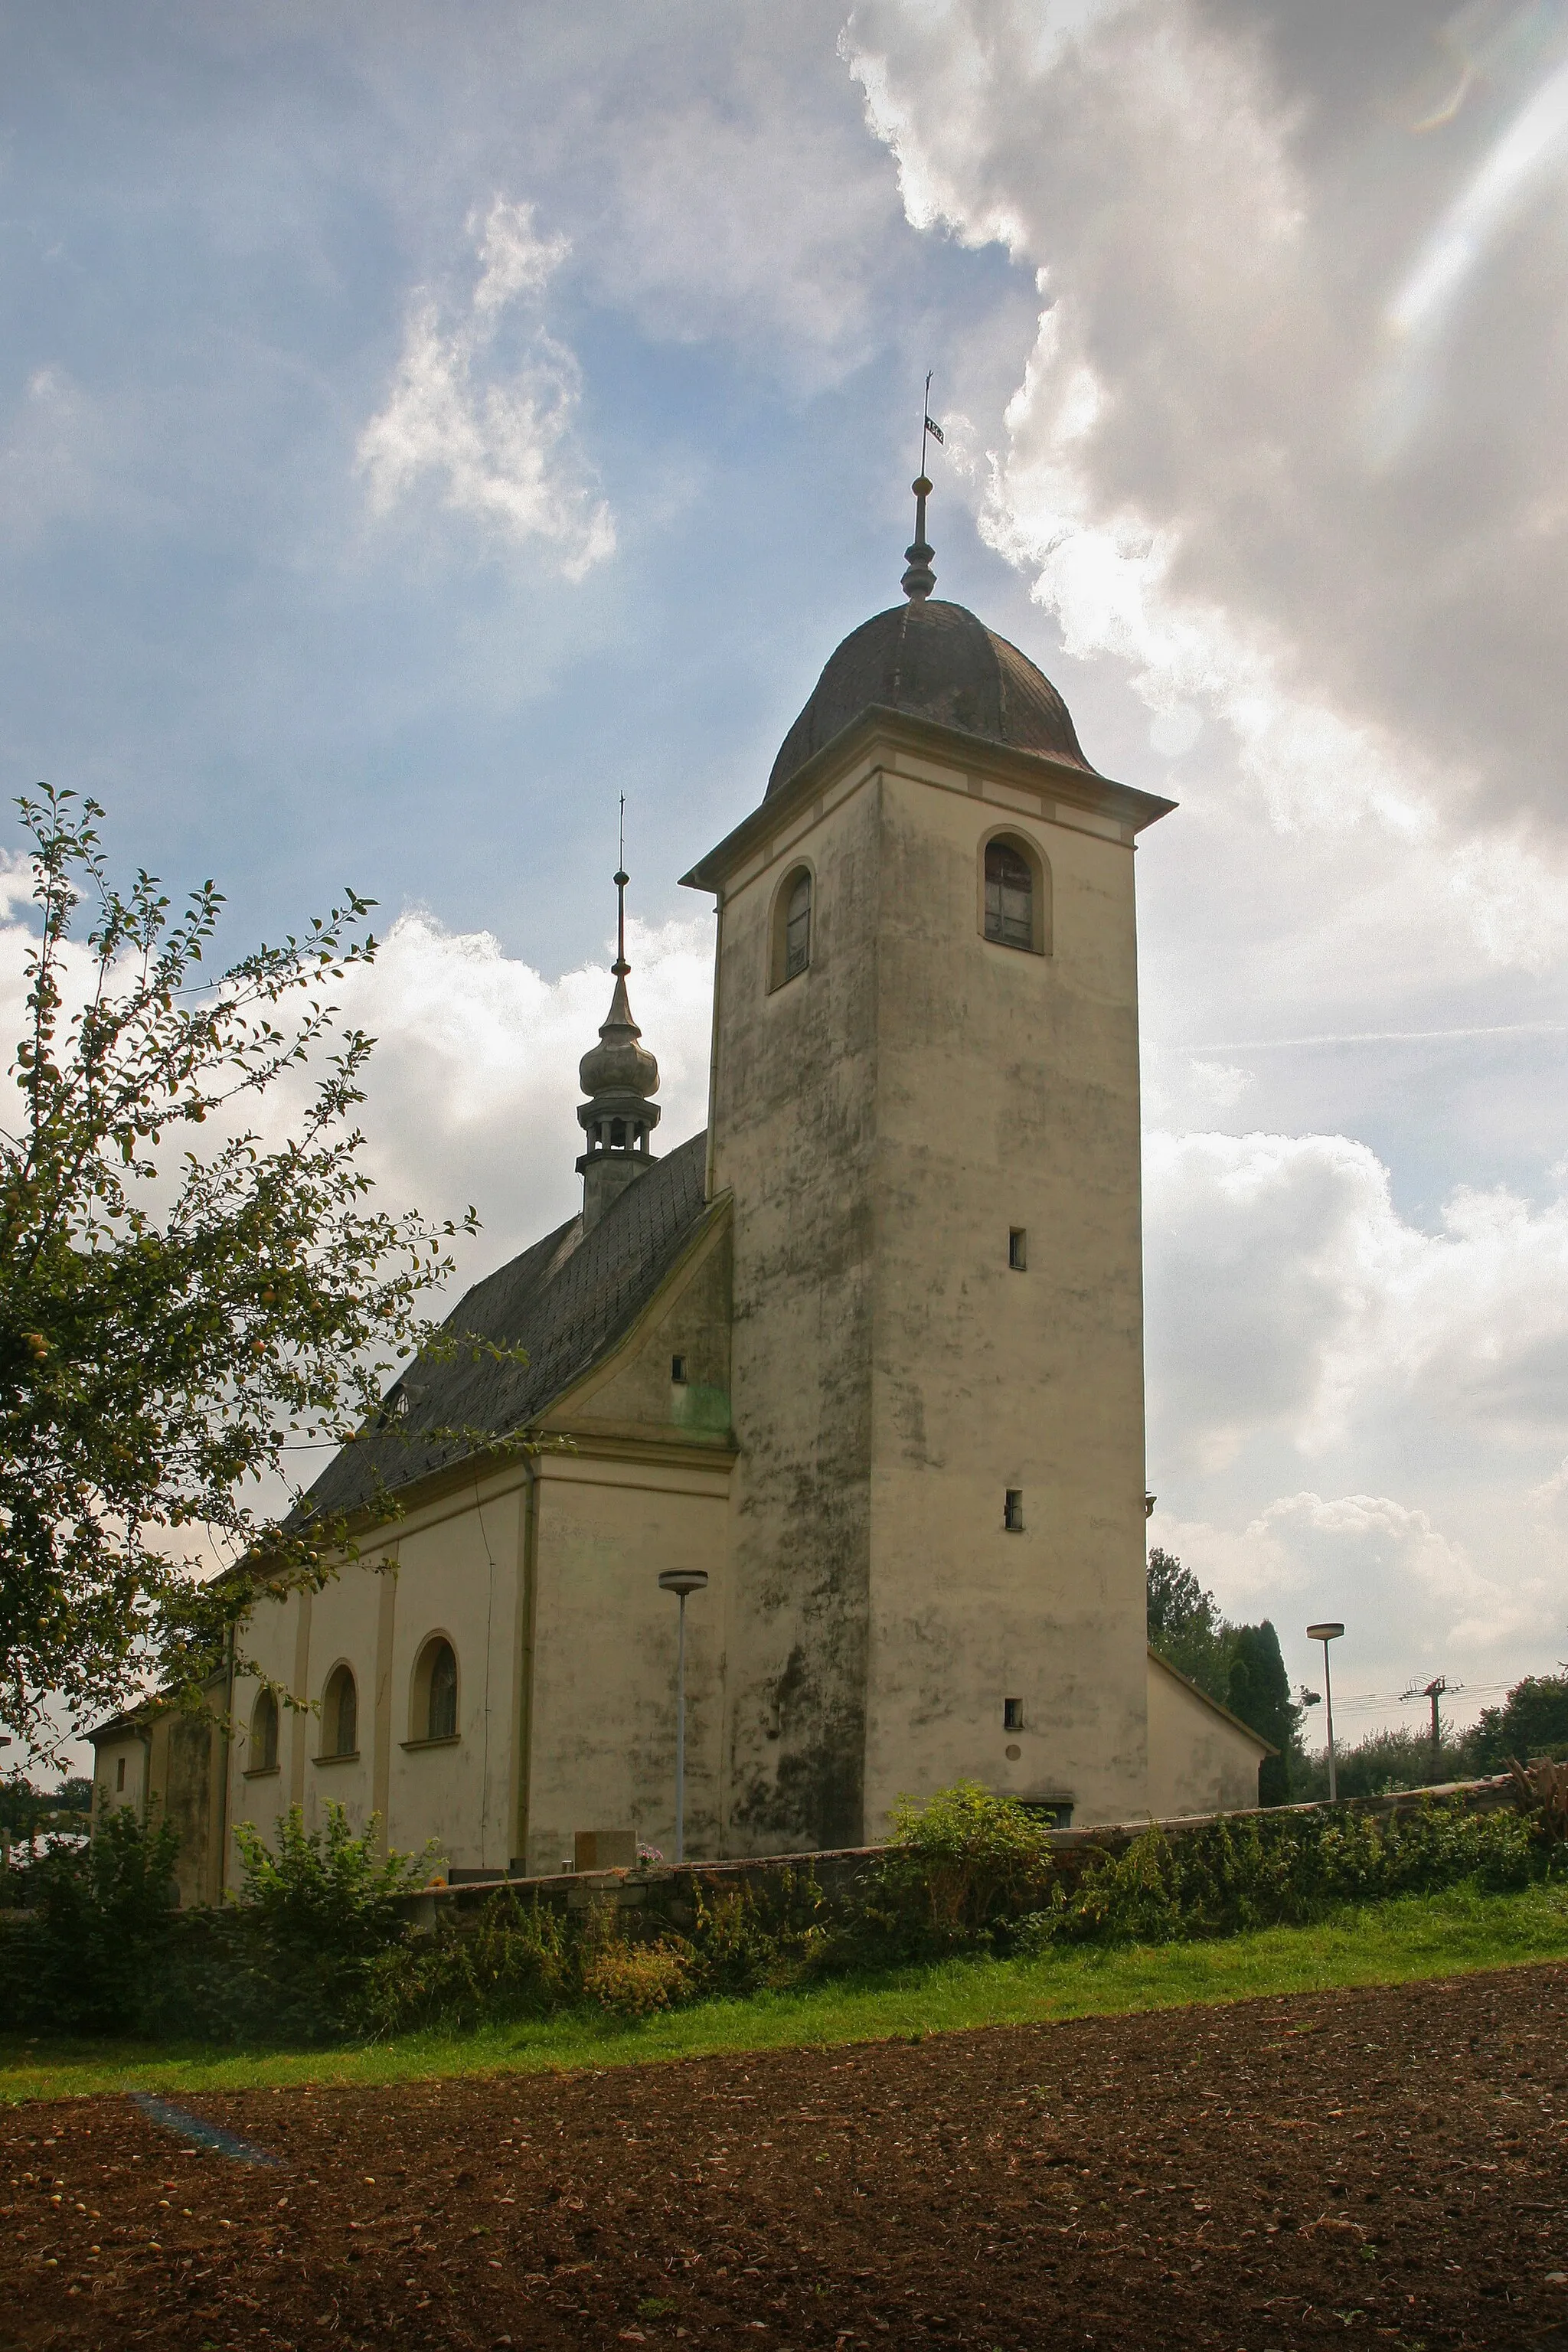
[903,374,944,603]
[920,370,945,476]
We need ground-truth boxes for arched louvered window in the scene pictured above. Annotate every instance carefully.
[771,864,815,988]
[785,871,812,978]
[984,838,1035,951]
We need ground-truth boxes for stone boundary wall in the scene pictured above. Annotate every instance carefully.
[399,1774,1524,1936]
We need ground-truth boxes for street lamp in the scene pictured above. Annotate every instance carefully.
[1307,1622,1345,1802]
[658,1570,709,1863]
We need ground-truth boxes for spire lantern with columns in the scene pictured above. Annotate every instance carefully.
[576,860,661,1230]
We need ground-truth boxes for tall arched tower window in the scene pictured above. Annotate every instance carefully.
[980,833,1050,955]
[770,864,815,989]
[984,838,1034,950]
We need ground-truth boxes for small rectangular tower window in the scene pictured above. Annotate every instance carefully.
[116,1756,126,1791]
[1008,1227,1027,1271]
[1004,1489,1024,1532]
[1003,1697,1024,1731]
[670,1354,688,1383]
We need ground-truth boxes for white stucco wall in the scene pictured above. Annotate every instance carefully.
[228,1459,531,1883]
[91,1731,147,1821]
[519,1448,732,1875]
[1146,1651,1269,1818]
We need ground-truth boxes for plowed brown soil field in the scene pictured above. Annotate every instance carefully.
[6,1965,1567,2352]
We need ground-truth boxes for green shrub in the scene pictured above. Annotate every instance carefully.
[209,1805,433,2041]
[142,1804,436,2045]
[0,1804,180,2034]
[686,1867,830,1993]
[1016,1798,1547,1952]
[5,1779,1555,2047]
[358,1889,580,2037]
[879,1779,1055,1945]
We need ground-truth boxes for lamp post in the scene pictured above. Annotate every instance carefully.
[658,1570,709,1863]
[1307,1622,1345,1801]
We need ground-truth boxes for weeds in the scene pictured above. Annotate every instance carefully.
[4,1781,1558,2047]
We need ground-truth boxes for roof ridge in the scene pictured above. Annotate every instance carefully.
[296,1129,711,1525]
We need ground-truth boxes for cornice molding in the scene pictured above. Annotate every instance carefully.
[681,704,1176,895]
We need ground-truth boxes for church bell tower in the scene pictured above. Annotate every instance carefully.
[684,475,1175,1851]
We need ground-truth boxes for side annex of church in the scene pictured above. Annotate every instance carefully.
[93,485,1269,1900]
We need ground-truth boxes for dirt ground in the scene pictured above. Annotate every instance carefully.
[5,1965,1568,2352]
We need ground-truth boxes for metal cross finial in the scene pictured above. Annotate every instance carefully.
[613,792,629,978]
[903,373,940,601]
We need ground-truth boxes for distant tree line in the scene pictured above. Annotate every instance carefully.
[1147,1545,1568,1803]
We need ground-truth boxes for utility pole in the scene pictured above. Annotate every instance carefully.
[1403,1673,1459,1784]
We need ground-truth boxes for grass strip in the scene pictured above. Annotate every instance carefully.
[4,1878,1565,2105]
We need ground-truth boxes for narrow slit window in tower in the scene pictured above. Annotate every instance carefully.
[985,841,1034,950]
[1008,1227,1027,1270]
[671,1354,688,1383]
[1003,1697,1024,1731]
[1004,1489,1024,1532]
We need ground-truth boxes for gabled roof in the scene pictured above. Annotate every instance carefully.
[1148,1645,1278,1755]
[298,1129,713,1526]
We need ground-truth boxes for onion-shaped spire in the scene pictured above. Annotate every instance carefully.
[576,861,661,1229]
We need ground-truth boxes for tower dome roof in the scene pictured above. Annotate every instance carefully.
[766,597,1096,799]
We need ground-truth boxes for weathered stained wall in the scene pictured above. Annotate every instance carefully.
[702,720,1159,1841]
[864,755,1152,1831]
[90,1730,148,1826]
[564,1212,733,1443]
[92,1691,225,1908]
[1146,1651,1268,1817]
[149,1704,226,1908]
[707,763,884,1851]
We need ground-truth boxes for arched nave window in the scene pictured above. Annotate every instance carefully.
[410,1635,459,1744]
[250,1687,279,1772]
[321,1663,358,1758]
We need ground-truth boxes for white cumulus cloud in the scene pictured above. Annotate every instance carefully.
[356,197,614,577]
[842,0,1568,971]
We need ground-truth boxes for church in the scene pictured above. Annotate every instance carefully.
[93,479,1269,1902]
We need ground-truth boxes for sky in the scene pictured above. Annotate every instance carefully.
[4,0,1568,1761]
